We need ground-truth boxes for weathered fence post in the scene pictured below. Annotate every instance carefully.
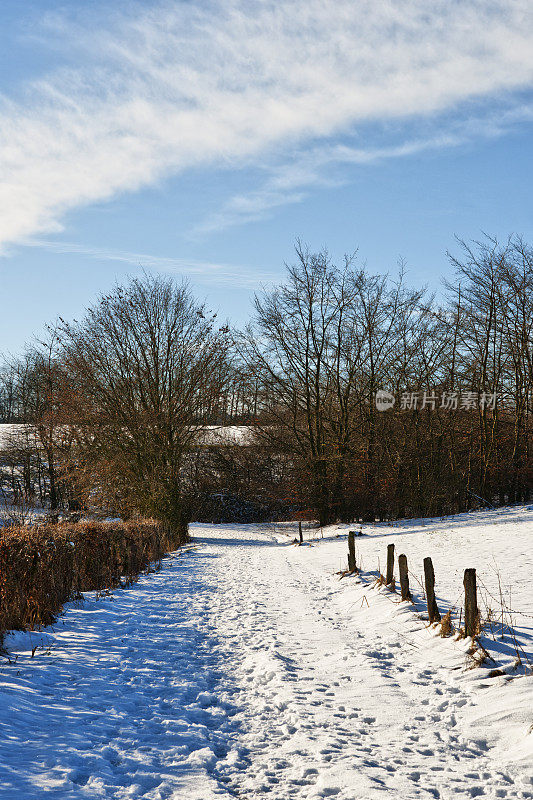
[463,568,479,637]
[398,554,411,601]
[386,543,395,585]
[423,557,441,623]
[348,531,356,572]
[298,521,303,545]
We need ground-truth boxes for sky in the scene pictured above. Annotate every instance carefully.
[1,0,533,354]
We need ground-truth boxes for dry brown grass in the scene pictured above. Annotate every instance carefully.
[439,610,454,637]
[0,519,186,641]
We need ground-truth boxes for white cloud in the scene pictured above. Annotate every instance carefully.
[195,104,533,233]
[2,0,533,247]
[24,239,275,287]
[193,135,457,234]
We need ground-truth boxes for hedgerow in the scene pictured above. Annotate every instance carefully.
[0,519,185,642]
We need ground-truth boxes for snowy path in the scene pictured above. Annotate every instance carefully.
[1,525,532,799]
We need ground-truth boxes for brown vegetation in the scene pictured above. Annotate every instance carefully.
[0,519,183,642]
[236,235,533,522]
[1,234,533,526]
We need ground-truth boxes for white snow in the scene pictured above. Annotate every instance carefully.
[291,505,533,674]
[0,423,39,450]
[1,507,532,798]
[0,424,255,451]
[195,425,255,446]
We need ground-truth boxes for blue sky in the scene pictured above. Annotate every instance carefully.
[1,0,533,353]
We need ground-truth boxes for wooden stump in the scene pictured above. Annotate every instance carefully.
[386,543,395,585]
[423,557,441,623]
[298,521,303,545]
[348,531,356,572]
[463,568,479,637]
[398,554,411,601]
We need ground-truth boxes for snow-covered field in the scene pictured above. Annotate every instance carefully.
[0,424,255,450]
[1,507,532,798]
[291,505,533,673]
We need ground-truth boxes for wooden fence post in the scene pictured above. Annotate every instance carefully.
[423,557,441,623]
[463,568,479,637]
[398,554,411,601]
[298,521,303,545]
[348,531,356,572]
[386,543,395,584]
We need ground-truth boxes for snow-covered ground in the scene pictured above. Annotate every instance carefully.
[0,423,38,449]
[0,423,255,450]
[288,505,533,673]
[1,508,532,798]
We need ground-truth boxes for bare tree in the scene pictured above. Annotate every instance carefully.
[240,244,426,523]
[240,245,350,523]
[0,329,75,517]
[58,275,231,536]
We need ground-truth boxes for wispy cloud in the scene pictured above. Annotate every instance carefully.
[193,135,457,235]
[2,0,533,247]
[194,103,533,233]
[24,239,274,287]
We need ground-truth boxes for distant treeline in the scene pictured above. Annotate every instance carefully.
[1,234,532,527]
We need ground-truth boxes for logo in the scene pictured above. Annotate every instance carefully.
[375,390,395,411]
